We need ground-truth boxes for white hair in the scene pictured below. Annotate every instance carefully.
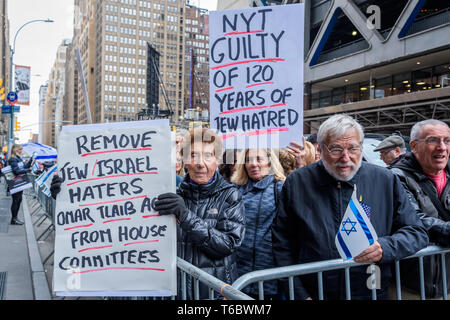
[410,119,449,141]
[317,114,364,147]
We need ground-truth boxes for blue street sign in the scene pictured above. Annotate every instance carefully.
[2,105,20,114]
[7,92,18,104]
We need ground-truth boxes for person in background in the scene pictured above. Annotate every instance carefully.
[231,148,285,299]
[219,149,240,182]
[390,119,450,299]
[307,133,321,162]
[175,151,185,187]
[278,149,296,176]
[272,114,428,300]
[374,135,406,167]
[278,138,316,176]
[9,144,32,225]
[153,128,246,299]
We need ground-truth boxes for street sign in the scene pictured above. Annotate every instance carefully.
[2,105,20,114]
[7,92,18,105]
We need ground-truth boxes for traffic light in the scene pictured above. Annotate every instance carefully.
[0,79,5,102]
[14,120,20,131]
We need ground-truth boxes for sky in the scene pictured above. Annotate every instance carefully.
[8,0,218,144]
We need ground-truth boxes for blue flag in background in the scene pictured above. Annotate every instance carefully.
[335,185,378,260]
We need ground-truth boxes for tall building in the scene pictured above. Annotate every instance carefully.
[183,4,209,123]
[38,83,48,144]
[43,40,70,147]
[67,0,186,125]
[63,41,78,126]
[0,0,11,146]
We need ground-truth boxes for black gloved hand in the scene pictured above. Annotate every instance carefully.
[153,192,188,222]
[50,175,62,200]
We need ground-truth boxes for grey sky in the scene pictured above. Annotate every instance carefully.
[8,0,218,144]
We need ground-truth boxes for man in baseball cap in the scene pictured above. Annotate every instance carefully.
[374,135,406,166]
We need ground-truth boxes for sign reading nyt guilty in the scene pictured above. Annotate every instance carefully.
[209,4,305,149]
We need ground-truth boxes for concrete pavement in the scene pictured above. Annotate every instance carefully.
[0,180,51,300]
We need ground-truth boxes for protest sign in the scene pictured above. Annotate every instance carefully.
[2,165,32,194]
[209,4,304,149]
[53,120,177,297]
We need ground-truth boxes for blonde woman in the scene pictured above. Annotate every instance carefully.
[8,144,32,225]
[231,148,285,299]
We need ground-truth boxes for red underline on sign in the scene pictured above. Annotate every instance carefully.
[216,86,234,93]
[103,218,132,224]
[92,159,98,176]
[219,103,287,115]
[211,58,285,70]
[67,172,158,186]
[246,82,274,88]
[80,195,148,207]
[244,128,290,136]
[64,224,94,231]
[78,245,113,253]
[143,214,161,218]
[224,30,264,36]
[220,133,237,140]
[74,267,166,274]
[124,240,159,246]
[81,148,152,157]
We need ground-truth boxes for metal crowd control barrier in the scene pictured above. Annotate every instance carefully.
[26,173,252,300]
[27,174,57,264]
[176,257,253,300]
[232,245,450,300]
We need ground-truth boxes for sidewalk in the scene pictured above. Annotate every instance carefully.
[0,180,51,300]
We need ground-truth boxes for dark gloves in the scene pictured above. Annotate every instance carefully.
[50,175,62,200]
[153,192,189,222]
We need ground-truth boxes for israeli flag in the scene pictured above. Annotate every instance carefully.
[335,185,378,260]
[35,165,57,197]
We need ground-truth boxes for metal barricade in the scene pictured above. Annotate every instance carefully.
[176,257,253,300]
[232,245,450,300]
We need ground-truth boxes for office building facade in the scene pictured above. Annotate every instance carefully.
[66,0,186,125]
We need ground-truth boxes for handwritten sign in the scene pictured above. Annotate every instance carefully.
[209,4,304,149]
[53,120,177,297]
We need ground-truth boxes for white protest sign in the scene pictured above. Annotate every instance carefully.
[53,120,177,297]
[209,4,304,149]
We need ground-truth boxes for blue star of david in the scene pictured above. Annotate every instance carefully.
[341,217,357,236]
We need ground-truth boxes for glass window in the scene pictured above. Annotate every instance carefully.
[359,81,370,101]
[412,68,433,92]
[345,84,359,103]
[393,72,411,95]
[319,90,331,108]
[332,87,345,105]
[374,76,392,99]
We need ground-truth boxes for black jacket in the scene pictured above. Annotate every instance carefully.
[272,161,429,300]
[176,171,246,299]
[390,152,450,297]
[9,156,31,175]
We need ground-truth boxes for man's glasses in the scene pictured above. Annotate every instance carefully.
[324,144,362,158]
[379,148,394,157]
[415,136,450,147]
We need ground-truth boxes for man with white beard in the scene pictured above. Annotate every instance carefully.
[272,114,428,300]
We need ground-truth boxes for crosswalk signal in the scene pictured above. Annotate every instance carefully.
[15,120,20,131]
